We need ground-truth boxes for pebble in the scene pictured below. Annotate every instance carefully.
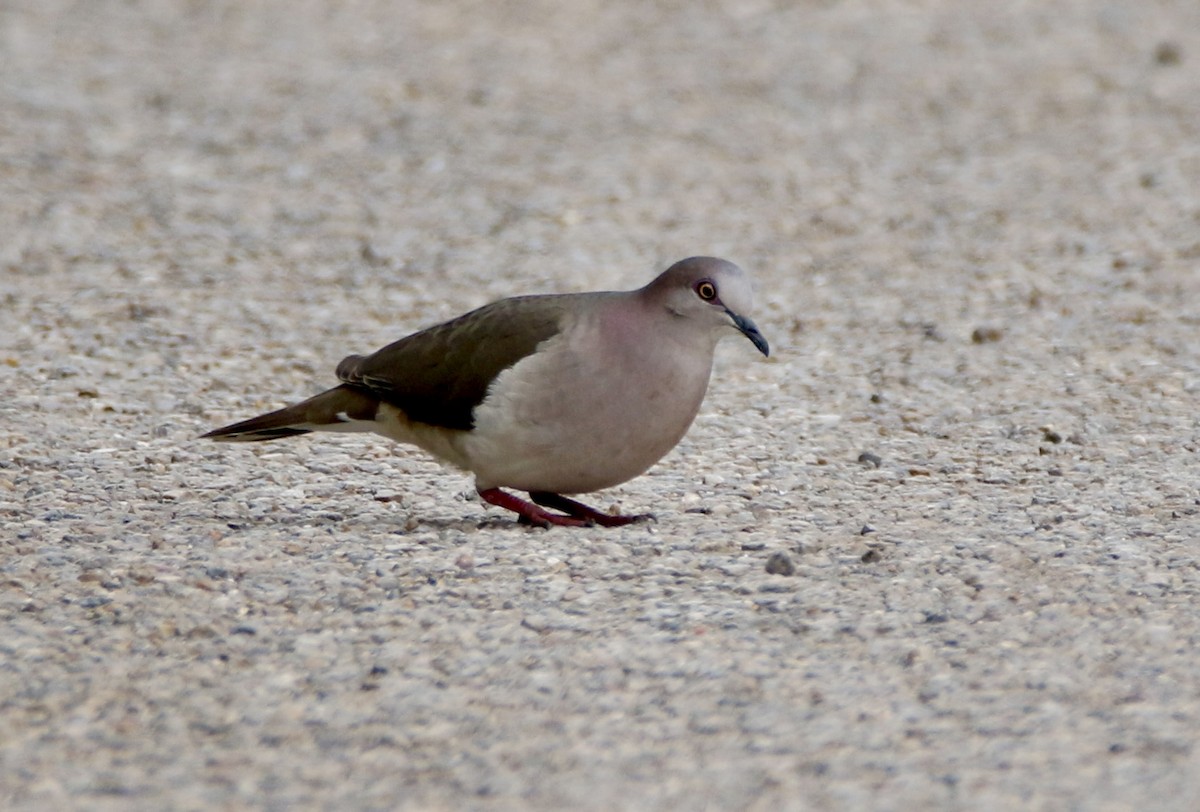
[764,552,796,576]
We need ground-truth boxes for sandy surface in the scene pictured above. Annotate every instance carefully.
[4,1,1200,809]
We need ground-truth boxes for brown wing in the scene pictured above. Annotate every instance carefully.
[335,294,568,431]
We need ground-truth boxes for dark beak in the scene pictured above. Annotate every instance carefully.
[728,310,770,357]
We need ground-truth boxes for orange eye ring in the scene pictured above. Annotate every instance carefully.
[696,280,717,301]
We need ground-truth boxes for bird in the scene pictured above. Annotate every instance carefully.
[202,256,770,527]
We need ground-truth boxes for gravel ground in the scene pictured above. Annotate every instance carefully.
[4,1,1200,809]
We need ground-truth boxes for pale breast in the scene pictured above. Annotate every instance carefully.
[461,302,716,493]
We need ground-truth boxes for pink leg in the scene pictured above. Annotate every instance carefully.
[529,492,653,528]
[477,488,592,528]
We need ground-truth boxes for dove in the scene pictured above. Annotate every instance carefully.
[202,256,769,527]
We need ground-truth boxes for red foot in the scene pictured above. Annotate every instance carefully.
[529,492,653,528]
[477,488,654,528]
[477,488,591,528]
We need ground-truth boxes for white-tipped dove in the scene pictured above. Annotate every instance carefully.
[203,256,770,527]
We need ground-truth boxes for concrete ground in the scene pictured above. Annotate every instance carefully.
[3,1,1200,809]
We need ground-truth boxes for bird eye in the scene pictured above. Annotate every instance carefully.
[695,280,717,301]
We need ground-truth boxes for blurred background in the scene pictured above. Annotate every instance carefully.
[4,1,1200,809]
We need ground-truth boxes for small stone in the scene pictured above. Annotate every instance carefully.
[971,326,1003,344]
[765,551,795,576]
[857,452,882,468]
[1040,426,1063,444]
[521,614,553,633]
[1154,41,1182,66]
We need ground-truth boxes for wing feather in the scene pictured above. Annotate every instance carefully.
[336,294,568,431]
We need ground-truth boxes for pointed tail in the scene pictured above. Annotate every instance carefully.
[201,385,381,442]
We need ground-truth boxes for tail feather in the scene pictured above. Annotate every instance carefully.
[201,384,381,442]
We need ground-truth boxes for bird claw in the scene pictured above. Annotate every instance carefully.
[480,488,650,529]
[528,492,653,527]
